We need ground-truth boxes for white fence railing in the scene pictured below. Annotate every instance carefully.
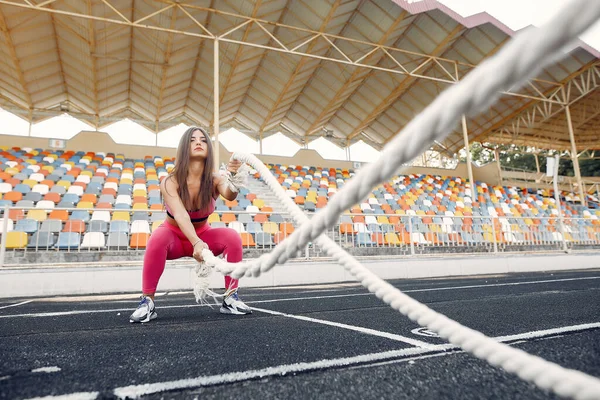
[1,205,599,266]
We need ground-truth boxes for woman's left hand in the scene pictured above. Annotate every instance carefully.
[227,159,242,175]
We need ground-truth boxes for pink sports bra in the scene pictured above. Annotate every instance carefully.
[164,198,215,223]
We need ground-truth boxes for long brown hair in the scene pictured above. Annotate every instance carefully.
[167,126,215,211]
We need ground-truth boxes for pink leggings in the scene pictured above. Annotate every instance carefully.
[142,222,242,294]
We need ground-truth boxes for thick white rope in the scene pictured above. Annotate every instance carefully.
[200,1,600,398]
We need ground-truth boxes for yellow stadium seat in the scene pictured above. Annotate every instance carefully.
[22,179,37,188]
[252,199,265,208]
[151,220,164,232]
[132,203,148,211]
[112,211,131,222]
[57,180,71,189]
[208,213,220,223]
[6,231,28,248]
[77,201,94,209]
[262,222,279,234]
[384,232,401,245]
[26,209,47,222]
[132,189,147,198]
[376,216,389,224]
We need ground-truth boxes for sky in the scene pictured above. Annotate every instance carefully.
[1,0,598,163]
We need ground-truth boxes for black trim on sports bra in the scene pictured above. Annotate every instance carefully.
[165,209,209,222]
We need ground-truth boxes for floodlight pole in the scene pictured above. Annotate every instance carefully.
[565,105,586,207]
[461,115,476,200]
[214,38,220,170]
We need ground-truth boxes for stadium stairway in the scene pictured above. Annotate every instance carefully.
[246,175,288,215]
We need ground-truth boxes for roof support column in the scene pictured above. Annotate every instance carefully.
[565,105,586,207]
[213,38,220,170]
[494,147,503,185]
[534,153,540,174]
[347,142,351,162]
[259,131,263,155]
[461,115,476,200]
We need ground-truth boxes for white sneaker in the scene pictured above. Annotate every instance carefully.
[220,290,252,315]
[129,296,157,323]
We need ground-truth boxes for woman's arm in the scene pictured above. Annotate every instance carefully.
[214,158,243,201]
[214,174,238,201]
[160,177,207,256]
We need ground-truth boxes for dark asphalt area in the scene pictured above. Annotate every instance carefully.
[0,268,598,399]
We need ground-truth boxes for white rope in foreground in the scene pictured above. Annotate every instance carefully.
[200,1,600,398]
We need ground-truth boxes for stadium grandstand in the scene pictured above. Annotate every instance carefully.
[0,0,599,399]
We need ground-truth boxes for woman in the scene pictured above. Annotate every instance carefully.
[130,126,251,323]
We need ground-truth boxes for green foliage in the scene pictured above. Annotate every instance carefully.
[459,142,600,176]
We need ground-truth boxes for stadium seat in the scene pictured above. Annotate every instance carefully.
[26,209,47,222]
[246,222,262,234]
[6,231,28,248]
[280,222,294,235]
[356,232,373,246]
[238,214,253,224]
[112,211,131,222]
[262,222,279,234]
[39,219,63,233]
[129,233,150,249]
[228,221,245,233]
[63,220,86,233]
[55,232,81,250]
[255,232,274,247]
[0,218,15,233]
[88,220,108,233]
[27,231,56,250]
[151,220,164,232]
[130,220,150,234]
[110,220,129,233]
[240,232,255,247]
[107,232,129,249]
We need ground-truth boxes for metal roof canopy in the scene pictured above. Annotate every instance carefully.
[0,0,598,155]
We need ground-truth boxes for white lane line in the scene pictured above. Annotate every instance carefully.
[1,275,598,319]
[493,322,600,342]
[24,392,99,400]
[111,321,600,399]
[31,366,61,373]
[0,300,33,310]
[113,346,448,399]
[251,306,434,348]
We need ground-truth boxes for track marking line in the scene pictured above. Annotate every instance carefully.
[251,306,434,348]
[10,322,600,400]
[1,275,597,319]
[31,366,61,373]
[23,392,99,400]
[0,300,33,310]
[111,321,600,399]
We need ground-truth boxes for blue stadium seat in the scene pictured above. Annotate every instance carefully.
[56,232,81,250]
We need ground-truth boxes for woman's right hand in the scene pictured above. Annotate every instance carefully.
[193,240,209,262]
